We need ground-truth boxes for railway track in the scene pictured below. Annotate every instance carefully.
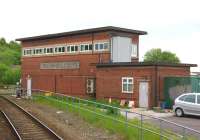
[0,95,63,140]
[0,110,18,140]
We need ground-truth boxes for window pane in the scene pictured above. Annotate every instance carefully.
[128,79,133,83]
[132,44,137,57]
[100,44,103,49]
[123,79,127,83]
[44,48,46,53]
[95,44,98,50]
[62,47,65,52]
[58,47,61,52]
[128,84,133,92]
[67,46,70,52]
[81,45,84,51]
[179,95,187,101]
[89,44,93,50]
[184,95,196,103]
[85,45,89,50]
[50,48,53,53]
[71,46,75,52]
[75,46,78,51]
[197,95,200,104]
[123,84,127,92]
[104,43,108,49]
[55,48,58,52]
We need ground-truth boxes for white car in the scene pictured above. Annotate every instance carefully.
[173,93,200,117]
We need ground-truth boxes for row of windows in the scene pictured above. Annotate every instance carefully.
[23,42,109,56]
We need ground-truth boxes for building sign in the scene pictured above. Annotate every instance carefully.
[40,61,80,69]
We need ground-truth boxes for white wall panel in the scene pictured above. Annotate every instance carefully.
[111,36,132,62]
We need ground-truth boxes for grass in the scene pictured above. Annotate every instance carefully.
[32,94,196,140]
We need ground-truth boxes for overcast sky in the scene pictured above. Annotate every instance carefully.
[0,0,199,71]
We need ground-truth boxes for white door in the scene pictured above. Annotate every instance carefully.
[139,82,149,108]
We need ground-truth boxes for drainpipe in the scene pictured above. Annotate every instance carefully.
[154,65,158,107]
[54,75,57,93]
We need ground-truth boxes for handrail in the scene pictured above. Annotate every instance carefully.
[22,88,200,139]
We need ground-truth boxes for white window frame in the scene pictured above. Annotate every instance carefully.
[23,49,32,56]
[80,44,93,52]
[66,45,79,53]
[54,46,65,53]
[45,47,54,54]
[131,43,138,57]
[122,77,134,93]
[34,48,43,55]
[94,42,109,51]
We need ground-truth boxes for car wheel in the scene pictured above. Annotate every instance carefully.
[175,108,184,117]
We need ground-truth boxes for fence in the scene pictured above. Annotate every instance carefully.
[164,76,200,108]
[26,89,200,140]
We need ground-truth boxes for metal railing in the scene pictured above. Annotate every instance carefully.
[11,89,200,140]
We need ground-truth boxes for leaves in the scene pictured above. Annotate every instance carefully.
[0,38,21,85]
[143,48,180,63]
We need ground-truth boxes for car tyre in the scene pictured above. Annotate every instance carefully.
[175,108,184,117]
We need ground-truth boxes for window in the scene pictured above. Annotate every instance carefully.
[94,42,109,51]
[66,45,79,53]
[46,48,54,54]
[179,95,187,101]
[183,94,196,103]
[55,46,65,53]
[80,44,93,52]
[23,49,32,56]
[35,48,43,55]
[122,77,133,93]
[197,95,200,104]
[131,44,138,57]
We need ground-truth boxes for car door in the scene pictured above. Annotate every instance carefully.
[182,94,197,115]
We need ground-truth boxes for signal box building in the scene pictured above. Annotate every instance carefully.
[17,26,197,108]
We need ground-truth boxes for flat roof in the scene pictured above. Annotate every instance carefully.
[96,62,197,68]
[16,26,147,42]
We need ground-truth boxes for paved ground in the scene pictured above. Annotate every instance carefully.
[164,115,200,131]
[122,108,200,139]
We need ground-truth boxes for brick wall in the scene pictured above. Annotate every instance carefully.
[95,66,190,108]
[96,66,154,107]
[21,31,139,97]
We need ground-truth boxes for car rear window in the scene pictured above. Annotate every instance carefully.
[197,95,200,104]
[183,95,196,103]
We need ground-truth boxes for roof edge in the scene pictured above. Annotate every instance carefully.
[16,26,147,42]
[96,62,197,68]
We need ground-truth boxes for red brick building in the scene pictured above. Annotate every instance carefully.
[16,26,197,108]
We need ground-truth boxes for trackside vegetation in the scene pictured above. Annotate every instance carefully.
[32,94,196,140]
[0,38,21,86]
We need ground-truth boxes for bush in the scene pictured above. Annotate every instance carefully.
[0,63,9,85]
[1,67,21,85]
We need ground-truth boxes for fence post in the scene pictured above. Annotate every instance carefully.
[182,127,186,140]
[160,119,162,140]
[140,114,143,140]
[66,96,68,112]
[125,111,128,129]
[78,98,80,116]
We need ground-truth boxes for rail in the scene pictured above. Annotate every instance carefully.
[0,95,63,140]
[0,110,22,140]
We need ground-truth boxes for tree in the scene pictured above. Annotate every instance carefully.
[143,48,180,63]
[0,38,21,85]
